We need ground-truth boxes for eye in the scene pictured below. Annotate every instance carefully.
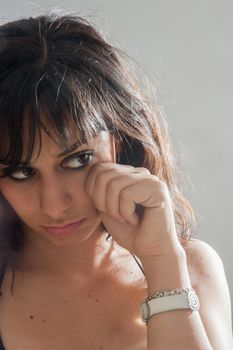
[4,151,94,181]
[61,151,94,170]
[8,166,36,181]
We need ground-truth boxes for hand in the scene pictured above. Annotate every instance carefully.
[85,162,184,260]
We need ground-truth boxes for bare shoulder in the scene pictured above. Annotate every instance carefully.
[183,238,231,293]
[183,238,226,281]
[183,238,233,349]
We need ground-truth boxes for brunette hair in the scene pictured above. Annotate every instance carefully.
[0,11,197,291]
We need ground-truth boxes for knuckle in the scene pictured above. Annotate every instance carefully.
[157,181,168,195]
[147,176,167,192]
[127,165,135,170]
[136,167,151,174]
[119,164,135,171]
[158,180,167,190]
[151,175,164,184]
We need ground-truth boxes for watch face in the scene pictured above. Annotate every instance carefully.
[140,301,149,322]
[187,291,200,310]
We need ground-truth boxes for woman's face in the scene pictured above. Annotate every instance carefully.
[0,130,116,246]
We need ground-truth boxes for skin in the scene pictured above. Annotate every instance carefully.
[1,125,232,349]
[0,130,120,281]
[0,126,183,282]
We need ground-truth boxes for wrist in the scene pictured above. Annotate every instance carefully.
[140,249,192,293]
[137,238,186,262]
[140,243,186,267]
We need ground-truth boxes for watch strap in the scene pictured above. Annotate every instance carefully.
[141,289,200,323]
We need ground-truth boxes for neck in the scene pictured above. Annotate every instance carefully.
[13,225,117,283]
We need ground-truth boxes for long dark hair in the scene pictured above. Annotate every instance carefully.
[0,11,197,291]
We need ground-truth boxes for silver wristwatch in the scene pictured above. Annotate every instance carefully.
[140,287,200,324]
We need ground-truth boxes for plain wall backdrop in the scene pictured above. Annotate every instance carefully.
[1,0,232,321]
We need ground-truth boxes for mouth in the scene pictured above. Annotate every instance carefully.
[44,220,82,228]
[42,219,85,236]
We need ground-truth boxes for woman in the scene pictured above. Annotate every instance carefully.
[0,12,232,349]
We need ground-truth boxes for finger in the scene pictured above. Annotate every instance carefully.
[119,178,167,224]
[87,167,138,214]
[94,168,151,220]
[85,162,135,198]
[105,173,148,223]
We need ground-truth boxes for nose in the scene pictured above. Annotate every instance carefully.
[39,175,71,219]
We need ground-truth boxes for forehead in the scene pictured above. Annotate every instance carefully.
[31,129,112,160]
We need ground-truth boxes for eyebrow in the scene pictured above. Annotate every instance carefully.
[57,142,86,157]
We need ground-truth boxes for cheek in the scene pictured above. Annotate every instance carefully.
[69,173,94,208]
[0,181,35,218]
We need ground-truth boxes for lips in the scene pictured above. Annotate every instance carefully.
[43,219,85,236]
[45,220,81,228]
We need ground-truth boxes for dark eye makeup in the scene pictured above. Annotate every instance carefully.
[2,150,95,181]
[60,150,94,170]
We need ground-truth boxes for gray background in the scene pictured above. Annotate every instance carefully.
[1,0,232,320]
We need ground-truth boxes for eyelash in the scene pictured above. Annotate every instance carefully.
[5,151,95,182]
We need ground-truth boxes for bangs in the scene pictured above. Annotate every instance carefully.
[0,13,145,176]
[0,66,112,174]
